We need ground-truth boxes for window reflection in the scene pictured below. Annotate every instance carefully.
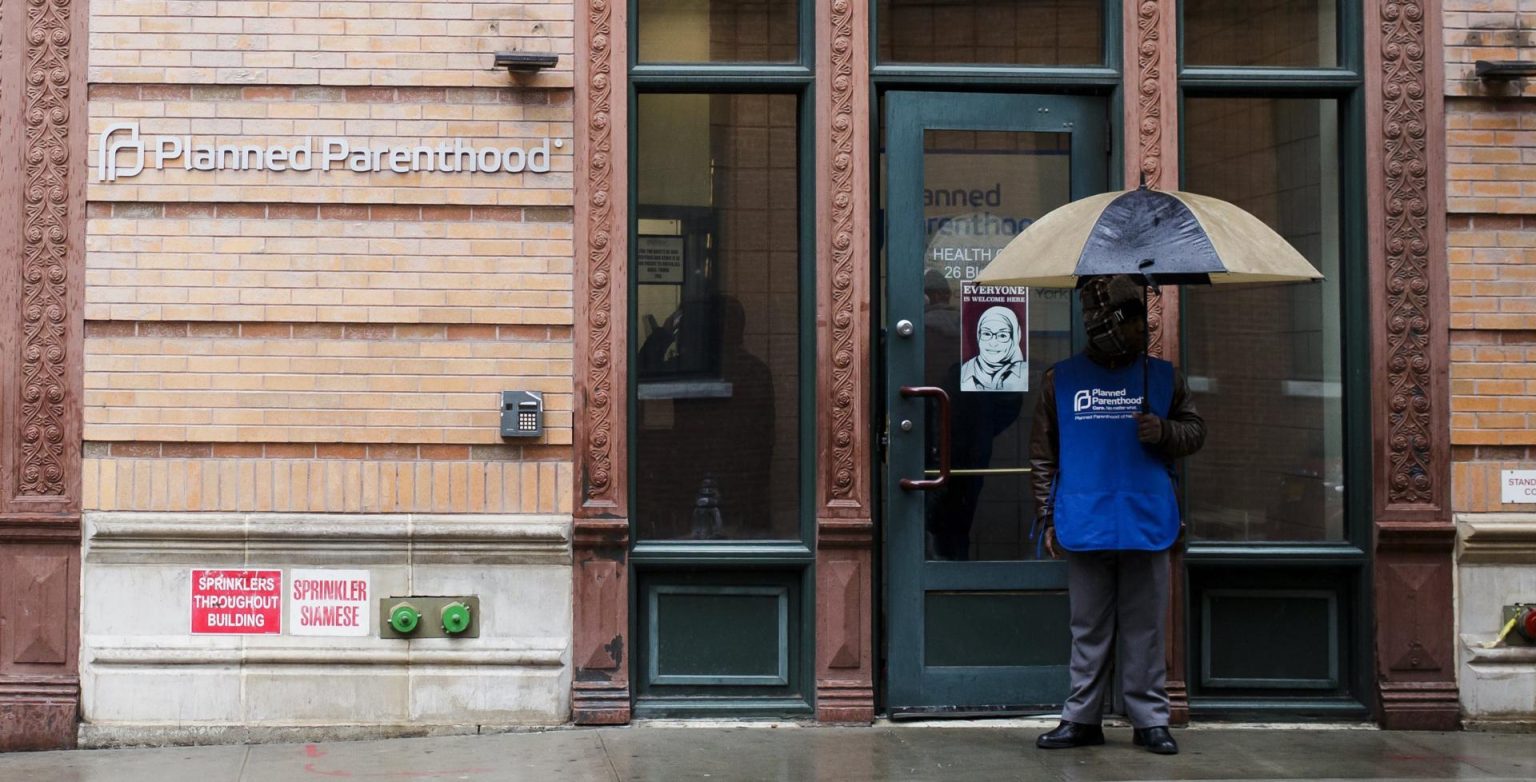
[634,94,801,541]
[1182,98,1345,542]
[637,0,798,63]
[877,0,1101,66]
[1184,0,1337,68]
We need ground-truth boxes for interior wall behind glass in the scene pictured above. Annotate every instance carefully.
[634,94,801,540]
[1181,97,1344,542]
[876,0,1101,66]
[637,0,798,63]
[1183,0,1337,68]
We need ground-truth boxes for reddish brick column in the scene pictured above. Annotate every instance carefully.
[814,0,875,723]
[572,0,631,725]
[1124,0,1188,727]
[1365,0,1458,730]
[0,0,87,751]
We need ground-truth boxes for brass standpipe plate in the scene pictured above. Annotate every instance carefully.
[378,596,481,638]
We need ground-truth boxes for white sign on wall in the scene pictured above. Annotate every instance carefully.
[96,122,565,182]
[1502,470,1536,504]
[289,569,372,637]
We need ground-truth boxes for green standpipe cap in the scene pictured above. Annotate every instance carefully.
[441,602,472,635]
[389,603,421,634]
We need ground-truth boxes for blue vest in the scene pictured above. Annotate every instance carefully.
[1052,353,1180,552]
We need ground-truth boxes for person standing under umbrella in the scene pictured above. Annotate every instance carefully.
[1030,274,1205,755]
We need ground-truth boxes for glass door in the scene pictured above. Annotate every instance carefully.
[884,92,1106,713]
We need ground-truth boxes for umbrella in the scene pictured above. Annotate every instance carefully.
[974,184,1322,409]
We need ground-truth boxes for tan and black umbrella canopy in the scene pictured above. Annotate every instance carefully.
[975,187,1322,289]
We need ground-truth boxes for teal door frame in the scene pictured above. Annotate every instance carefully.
[883,91,1107,712]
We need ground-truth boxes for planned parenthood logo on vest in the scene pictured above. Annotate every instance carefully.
[1070,386,1143,421]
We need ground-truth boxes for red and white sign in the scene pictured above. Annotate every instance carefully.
[1502,470,1536,504]
[191,569,282,635]
[289,569,371,637]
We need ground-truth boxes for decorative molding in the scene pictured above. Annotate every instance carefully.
[1460,636,1536,666]
[813,0,874,726]
[1128,0,1177,361]
[1377,520,1457,551]
[1124,0,1185,724]
[1377,681,1461,731]
[573,0,627,516]
[1371,0,1449,514]
[815,521,874,723]
[1366,0,1456,731]
[0,676,79,752]
[817,0,870,515]
[87,643,566,668]
[18,0,77,502]
[571,0,631,725]
[83,512,573,565]
[1457,514,1536,563]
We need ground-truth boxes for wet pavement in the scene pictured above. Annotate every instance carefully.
[2,723,1534,781]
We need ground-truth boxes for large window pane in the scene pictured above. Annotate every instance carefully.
[1184,0,1338,68]
[1182,98,1345,542]
[877,0,1101,66]
[637,0,798,63]
[634,94,801,540]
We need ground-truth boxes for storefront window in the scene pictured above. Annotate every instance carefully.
[876,0,1102,66]
[637,0,798,63]
[1184,0,1338,68]
[1181,97,1345,542]
[634,93,801,540]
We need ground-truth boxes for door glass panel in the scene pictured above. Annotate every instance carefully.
[1184,0,1338,68]
[637,0,799,63]
[1181,98,1344,542]
[634,94,800,540]
[920,129,1073,561]
[877,0,1102,66]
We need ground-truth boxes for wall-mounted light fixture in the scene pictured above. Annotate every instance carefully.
[494,52,559,73]
[1475,59,1536,80]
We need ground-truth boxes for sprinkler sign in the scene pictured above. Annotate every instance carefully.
[190,569,282,635]
[289,569,371,637]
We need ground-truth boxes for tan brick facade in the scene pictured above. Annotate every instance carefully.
[1444,1,1536,515]
[86,3,577,517]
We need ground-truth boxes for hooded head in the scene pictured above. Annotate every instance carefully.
[1079,274,1147,360]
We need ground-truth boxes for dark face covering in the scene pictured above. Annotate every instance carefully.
[1080,275,1147,360]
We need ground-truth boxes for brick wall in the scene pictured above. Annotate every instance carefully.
[1445,2,1536,514]
[86,2,577,515]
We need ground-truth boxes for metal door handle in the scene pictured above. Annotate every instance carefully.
[898,385,950,491]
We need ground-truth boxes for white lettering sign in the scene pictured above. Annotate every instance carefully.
[289,569,371,637]
[1502,470,1536,504]
[96,123,565,182]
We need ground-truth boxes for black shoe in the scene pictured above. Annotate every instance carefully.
[1132,726,1179,755]
[1035,720,1105,749]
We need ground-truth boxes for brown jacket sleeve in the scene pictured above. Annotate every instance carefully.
[1029,363,1207,526]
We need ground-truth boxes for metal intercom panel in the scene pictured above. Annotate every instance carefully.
[501,390,544,437]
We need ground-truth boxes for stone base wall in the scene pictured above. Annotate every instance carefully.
[1457,513,1536,730]
[80,512,571,743]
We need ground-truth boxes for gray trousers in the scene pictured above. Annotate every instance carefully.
[1061,549,1171,728]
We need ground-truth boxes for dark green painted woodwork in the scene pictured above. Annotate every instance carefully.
[1202,590,1338,688]
[635,571,805,700]
[884,91,1106,711]
[653,587,789,684]
[924,592,1071,668]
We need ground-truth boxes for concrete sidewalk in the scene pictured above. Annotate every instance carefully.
[1,723,1534,781]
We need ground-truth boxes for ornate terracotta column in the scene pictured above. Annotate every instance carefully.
[1364,0,1457,730]
[0,0,87,751]
[1123,0,1187,726]
[814,0,875,723]
[571,0,631,726]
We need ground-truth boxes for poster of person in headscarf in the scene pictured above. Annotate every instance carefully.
[959,283,1029,392]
